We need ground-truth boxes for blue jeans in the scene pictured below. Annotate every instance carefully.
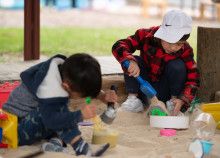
[124,56,186,110]
[18,107,81,146]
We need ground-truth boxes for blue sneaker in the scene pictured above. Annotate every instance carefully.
[41,138,67,153]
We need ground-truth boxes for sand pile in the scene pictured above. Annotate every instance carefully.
[1,109,220,158]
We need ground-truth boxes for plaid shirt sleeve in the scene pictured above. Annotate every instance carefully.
[112,27,158,63]
[179,44,200,107]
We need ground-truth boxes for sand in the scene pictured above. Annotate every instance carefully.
[1,109,220,158]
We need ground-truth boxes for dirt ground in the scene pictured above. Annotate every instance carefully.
[0,75,220,158]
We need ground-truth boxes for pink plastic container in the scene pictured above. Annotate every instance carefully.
[160,129,176,137]
[0,81,20,108]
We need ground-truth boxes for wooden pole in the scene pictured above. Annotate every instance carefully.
[24,0,40,61]
[197,27,220,102]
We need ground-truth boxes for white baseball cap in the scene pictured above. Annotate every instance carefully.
[154,10,192,43]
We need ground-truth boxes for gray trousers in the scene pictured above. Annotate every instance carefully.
[3,83,38,119]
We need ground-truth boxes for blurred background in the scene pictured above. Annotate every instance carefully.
[0,0,220,61]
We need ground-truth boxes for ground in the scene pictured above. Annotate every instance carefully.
[1,110,220,158]
[0,8,220,158]
[0,75,220,158]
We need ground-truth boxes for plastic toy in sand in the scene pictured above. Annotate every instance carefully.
[189,111,216,158]
[150,115,189,129]
[189,139,214,158]
[0,109,18,148]
[0,112,8,148]
[149,99,189,129]
[191,112,216,141]
[0,81,20,108]
[201,102,220,129]
[160,129,176,137]
[79,97,119,148]
[148,104,168,116]
[92,128,119,148]
[100,85,117,124]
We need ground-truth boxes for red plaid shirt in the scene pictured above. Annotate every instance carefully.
[112,26,200,107]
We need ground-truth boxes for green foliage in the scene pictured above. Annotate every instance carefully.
[40,27,134,56]
[188,28,197,60]
[0,28,24,53]
[0,27,197,59]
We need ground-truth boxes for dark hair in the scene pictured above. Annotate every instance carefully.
[60,53,102,98]
[179,34,190,41]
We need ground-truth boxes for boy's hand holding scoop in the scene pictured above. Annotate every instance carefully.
[122,60,169,116]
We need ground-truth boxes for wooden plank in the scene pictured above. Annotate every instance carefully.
[24,0,40,61]
[197,27,220,102]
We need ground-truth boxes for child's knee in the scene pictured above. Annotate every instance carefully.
[58,128,81,145]
[167,59,186,73]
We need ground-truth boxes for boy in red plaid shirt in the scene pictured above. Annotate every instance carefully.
[112,10,200,115]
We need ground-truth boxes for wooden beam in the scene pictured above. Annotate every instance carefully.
[197,27,220,102]
[24,0,40,61]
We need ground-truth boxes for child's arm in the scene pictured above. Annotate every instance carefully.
[97,90,117,104]
[179,45,200,107]
[170,96,184,116]
[80,100,97,120]
[112,27,159,63]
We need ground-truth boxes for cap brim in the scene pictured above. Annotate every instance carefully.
[154,27,186,43]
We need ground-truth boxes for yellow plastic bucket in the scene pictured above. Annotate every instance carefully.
[92,128,119,148]
[201,102,220,129]
[201,102,220,112]
[0,109,18,148]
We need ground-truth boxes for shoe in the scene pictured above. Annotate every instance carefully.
[41,138,67,153]
[73,138,91,156]
[72,137,110,157]
[121,95,144,112]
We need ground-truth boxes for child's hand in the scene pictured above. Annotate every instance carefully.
[128,60,140,77]
[150,96,169,115]
[98,90,117,104]
[171,98,184,116]
[104,89,117,104]
[80,103,96,120]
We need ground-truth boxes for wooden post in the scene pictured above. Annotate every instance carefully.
[141,0,149,18]
[199,2,205,20]
[216,3,220,21]
[141,0,167,18]
[24,0,40,61]
[197,27,220,102]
